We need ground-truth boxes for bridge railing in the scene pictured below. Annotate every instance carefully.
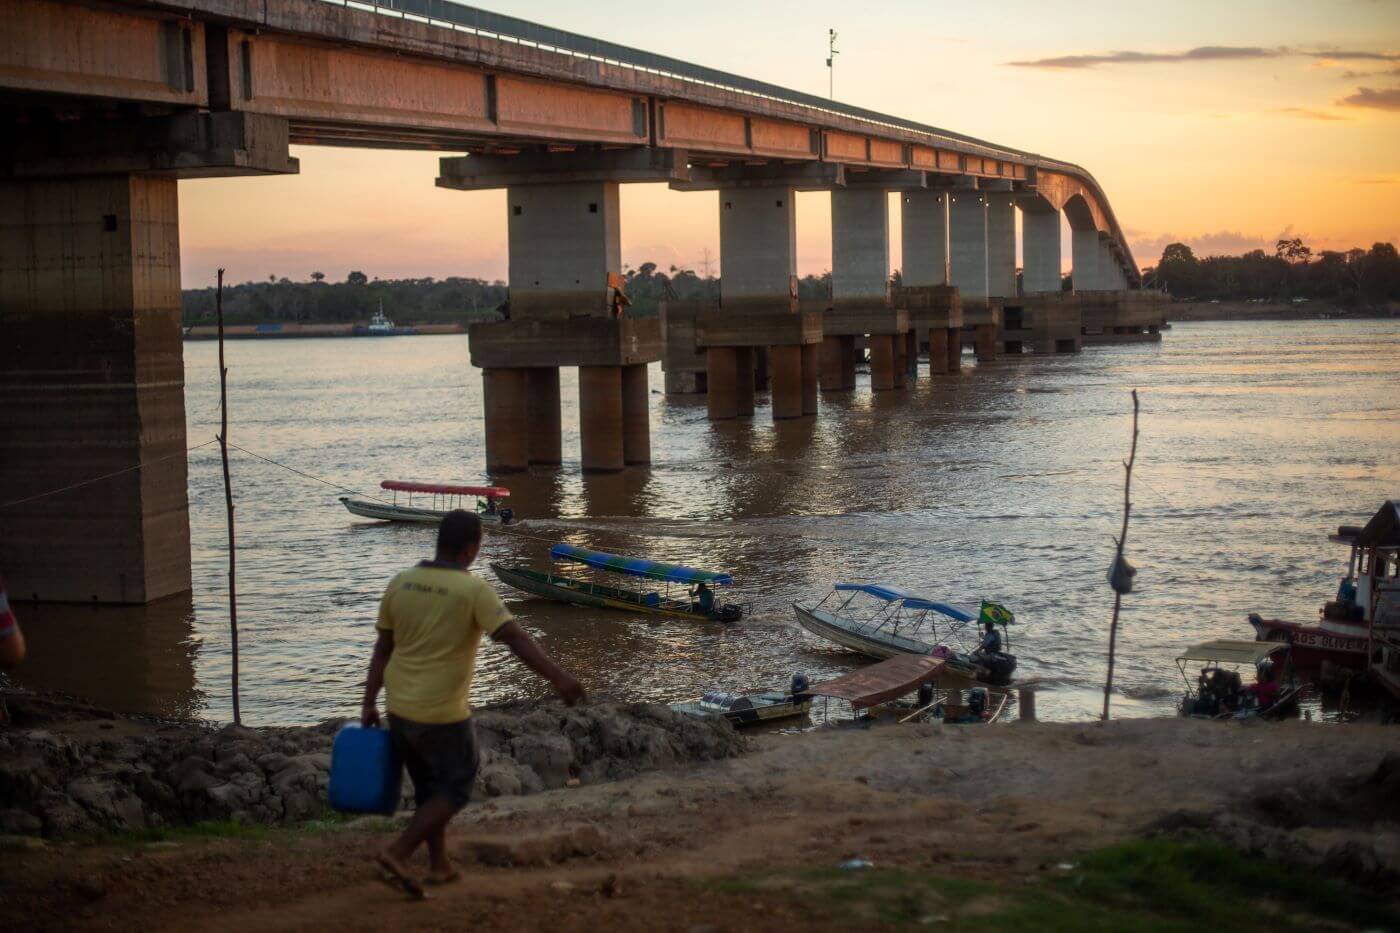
[331,0,1028,161]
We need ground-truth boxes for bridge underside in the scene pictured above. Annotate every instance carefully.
[0,0,1149,603]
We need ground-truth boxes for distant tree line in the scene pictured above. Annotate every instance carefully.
[1143,239,1400,305]
[182,263,836,325]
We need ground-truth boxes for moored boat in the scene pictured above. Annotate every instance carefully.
[806,654,1007,724]
[671,675,812,726]
[1175,639,1301,720]
[1351,501,1400,701]
[793,583,1017,685]
[492,544,743,622]
[340,480,513,524]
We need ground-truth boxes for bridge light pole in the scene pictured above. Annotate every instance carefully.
[827,29,839,99]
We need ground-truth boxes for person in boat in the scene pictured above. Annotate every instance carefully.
[481,496,498,516]
[976,619,1002,656]
[693,581,716,615]
[1242,660,1281,710]
[1338,576,1358,605]
[360,510,585,898]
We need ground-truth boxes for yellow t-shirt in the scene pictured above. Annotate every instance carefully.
[376,562,513,724]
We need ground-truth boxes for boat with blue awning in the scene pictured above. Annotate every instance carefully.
[490,544,743,622]
[793,583,1018,685]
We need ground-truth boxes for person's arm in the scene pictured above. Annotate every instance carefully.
[0,585,23,670]
[492,621,585,705]
[361,629,394,727]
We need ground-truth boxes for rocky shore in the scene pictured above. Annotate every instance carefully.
[0,692,744,838]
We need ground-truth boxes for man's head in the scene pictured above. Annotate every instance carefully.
[436,510,482,566]
[984,620,995,632]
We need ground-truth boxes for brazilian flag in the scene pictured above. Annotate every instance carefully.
[979,600,1014,626]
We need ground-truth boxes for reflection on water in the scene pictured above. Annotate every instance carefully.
[6,592,202,719]
[7,320,1399,725]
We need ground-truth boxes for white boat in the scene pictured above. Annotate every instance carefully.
[793,583,1018,685]
[340,480,512,525]
[671,676,812,727]
[363,302,396,336]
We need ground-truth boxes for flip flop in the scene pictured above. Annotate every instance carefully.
[375,853,427,900]
[425,869,462,886]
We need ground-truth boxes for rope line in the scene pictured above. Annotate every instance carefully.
[0,439,221,511]
[223,443,394,505]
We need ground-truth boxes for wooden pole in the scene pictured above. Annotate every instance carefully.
[1102,389,1140,722]
[216,268,241,726]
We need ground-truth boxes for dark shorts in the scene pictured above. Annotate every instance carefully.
[388,714,479,810]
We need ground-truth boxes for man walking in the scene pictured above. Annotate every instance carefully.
[361,510,584,897]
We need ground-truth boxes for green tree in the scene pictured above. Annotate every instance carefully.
[346,270,368,286]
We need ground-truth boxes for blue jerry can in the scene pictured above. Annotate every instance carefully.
[328,724,403,815]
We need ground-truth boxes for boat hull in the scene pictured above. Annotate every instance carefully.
[492,563,730,622]
[792,602,987,680]
[671,694,811,726]
[340,497,502,525]
[1250,616,1369,672]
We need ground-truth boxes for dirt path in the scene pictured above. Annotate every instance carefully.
[10,718,1400,932]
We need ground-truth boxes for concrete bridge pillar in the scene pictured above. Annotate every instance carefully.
[831,188,890,302]
[949,192,989,304]
[1099,239,1129,290]
[1022,207,1063,294]
[869,335,897,391]
[985,195,1018,299]
[900,191,949,287]
[1072,227,1105,292]
[487,179,649,473]
[716,186,813,420]
[0,174,190,604]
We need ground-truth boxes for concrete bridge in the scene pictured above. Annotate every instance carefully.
[1,0,1162,604]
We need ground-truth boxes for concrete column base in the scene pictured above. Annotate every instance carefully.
[1003,340,1024,355]
[526,367,562,466]
[928,328,950,374]
[801,343,820,416]
[579,366,624,472]
[753,347,770,391]
[706,347,738,421]
[818,336,845,392]
[664,370,705,395]
[733,347,756,417]
[974,324,998,362]
[0,174,190,603]
[947,329,963,371]
[484,368,530,473]
[840,336,858,389]
[769,345,804,420]
[621,364,650,465]
[905,330,920,381]
[892,335,908,389]
[870,335,896,391]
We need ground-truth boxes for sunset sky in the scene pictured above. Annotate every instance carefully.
[179,0,1400,287]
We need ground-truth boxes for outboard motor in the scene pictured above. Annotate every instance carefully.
[916,683,936,708]
[499,507,514,526]
[968,688,988,719]
[982,653,1018,687]
[790,673,811,699]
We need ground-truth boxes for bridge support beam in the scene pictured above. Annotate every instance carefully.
[1021,205,1062,294]
[900,191,949,288]
[949,192,989,306]
[1072,227,1105,292]
[621,364,650,465]
[986,194,1018,299]
[579,366,624,473]
[526,368,562,466]
[829,185,911,389]
[0,174,190,604]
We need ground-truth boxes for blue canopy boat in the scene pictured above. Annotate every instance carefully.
[793,583,1018,685]
[491,544,743,622]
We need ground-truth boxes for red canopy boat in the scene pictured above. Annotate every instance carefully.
[339,480,513,525]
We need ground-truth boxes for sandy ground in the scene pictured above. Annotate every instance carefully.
[8,717,1400,932]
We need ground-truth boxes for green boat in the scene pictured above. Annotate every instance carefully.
[491,544,743,622]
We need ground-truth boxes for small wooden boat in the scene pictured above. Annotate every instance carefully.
[340,480,513,525]
[671,676,812,726]
[492,544,743,622]
[1176,639,1301,720]
[806,655,1005,724]
[793,584,1017,685]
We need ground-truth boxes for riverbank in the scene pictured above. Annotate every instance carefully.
[1167,300,1400,322]
[6,699,1399,931]
[182,322,469,339]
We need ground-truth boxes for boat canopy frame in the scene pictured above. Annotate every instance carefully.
[545,543,737,615]
[380,480,509,515]
[1175,639,1293,693]
[812,583,984,654]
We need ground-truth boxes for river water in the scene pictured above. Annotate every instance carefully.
[10,320,1400,724]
